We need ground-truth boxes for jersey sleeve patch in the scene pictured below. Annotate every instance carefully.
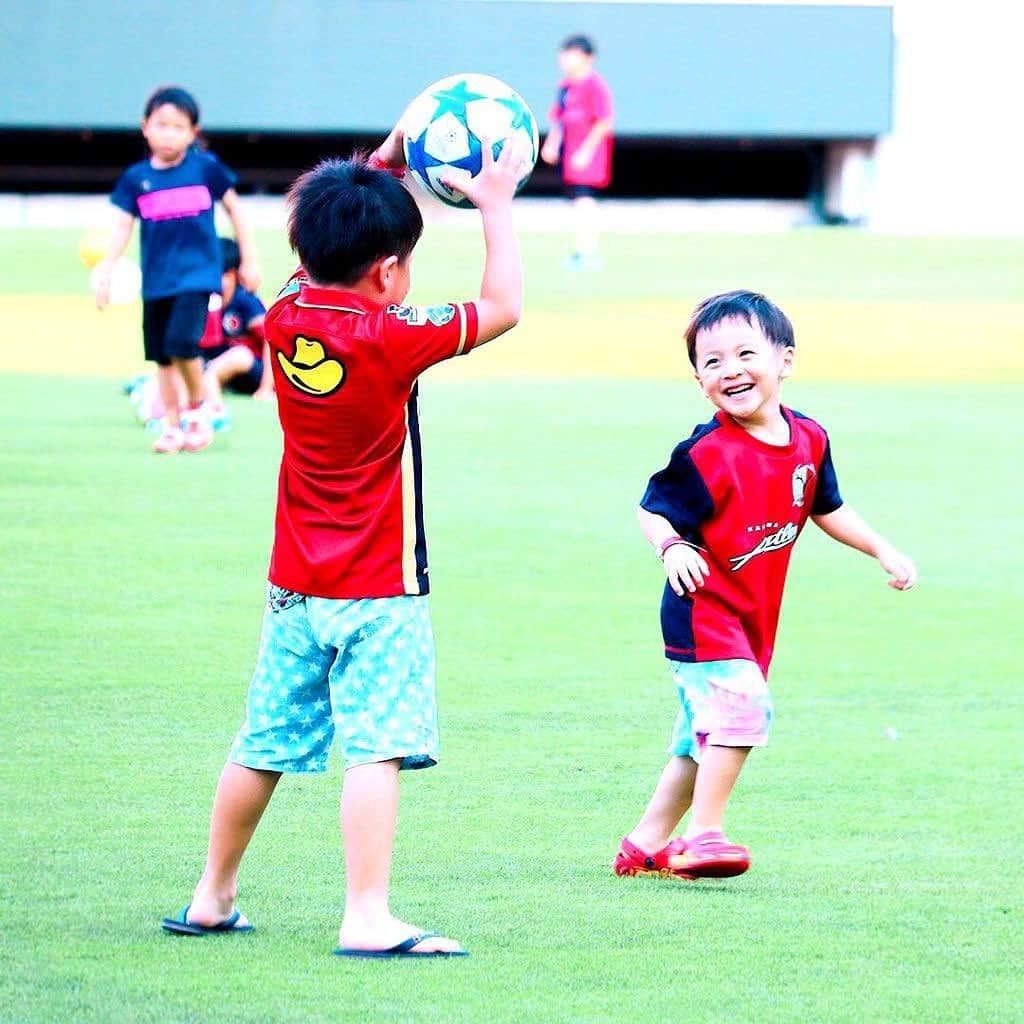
[386,303,457,328]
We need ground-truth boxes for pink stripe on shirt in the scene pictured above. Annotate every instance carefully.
[137,185,213,221]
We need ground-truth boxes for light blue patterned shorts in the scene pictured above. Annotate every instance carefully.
[229,586,438,774]
[669,658,773,763]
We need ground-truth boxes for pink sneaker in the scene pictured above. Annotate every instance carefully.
[152,424,184,454]
[673,831,751,878]
[182,410,213,453]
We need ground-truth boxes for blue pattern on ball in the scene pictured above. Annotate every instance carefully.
[402,74,538,209]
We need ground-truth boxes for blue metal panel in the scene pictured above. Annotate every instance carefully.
[0,1,892,137]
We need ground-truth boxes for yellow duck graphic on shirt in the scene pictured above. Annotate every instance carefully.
[277,336,345,396]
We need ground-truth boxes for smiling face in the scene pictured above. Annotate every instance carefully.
[142,103,197,167]
[693,316,794,424]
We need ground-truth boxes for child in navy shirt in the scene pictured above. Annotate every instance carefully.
[97,86,260,454]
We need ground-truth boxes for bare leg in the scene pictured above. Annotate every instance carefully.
[203,348,254,407]
[156,364,182,426]
[627,755,697,852]
[174,355,206,407]
[337,759,461,953]
[573,195,600,257]
[187,762,281,926]
[686,745,751,835]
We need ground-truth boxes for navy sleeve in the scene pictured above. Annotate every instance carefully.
[812,439,843,515]
[110,169,138,215]
[204,152,238,199]
[239,288,265,323]
[640,443,715,539]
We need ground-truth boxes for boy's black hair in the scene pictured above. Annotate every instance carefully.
[287,157,423,286]
[561,34,596,55]
[220,237,241,273]
[144,85,200,125]
[685,290,795,367]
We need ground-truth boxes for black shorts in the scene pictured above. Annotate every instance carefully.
[225,357,264,395]
[566,184,601,200]
[143,292,210,365]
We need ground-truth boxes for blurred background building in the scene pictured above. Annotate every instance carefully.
[0,0,1019,233]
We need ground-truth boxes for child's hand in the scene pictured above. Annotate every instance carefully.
[569,147,593,173]
[878,544,917,591]
[540,137,560,166]
[94,261,112,310]
[238,259,262,293]
[442,136,529,212]
[663,543,710,596]
[373,118,408,170]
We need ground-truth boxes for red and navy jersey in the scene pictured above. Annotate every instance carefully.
[640,408,843,677]
[200,286,266,357]
[263,274,478,599]
[110,147,236,300]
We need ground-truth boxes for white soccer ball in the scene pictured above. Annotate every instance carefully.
[90,257,141,304]
[402,73,538,209]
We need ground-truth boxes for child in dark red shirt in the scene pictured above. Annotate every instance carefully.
[161,126,529,956]
[540,34,614,270]
[615,291,917,881]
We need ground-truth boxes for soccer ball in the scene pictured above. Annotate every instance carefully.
[90,257,141,304]
[402,73,538,209]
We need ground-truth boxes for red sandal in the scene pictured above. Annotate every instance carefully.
[614,831,751,880]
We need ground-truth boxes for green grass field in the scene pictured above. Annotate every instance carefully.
[1,225,1023,1023]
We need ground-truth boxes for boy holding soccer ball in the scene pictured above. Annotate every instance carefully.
[615,291,917,880]
[162,123,528,956]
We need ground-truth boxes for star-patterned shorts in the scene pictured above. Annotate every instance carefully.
[668,658,773,762]
[229,586,439,774]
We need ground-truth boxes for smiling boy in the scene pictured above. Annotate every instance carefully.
[614,290,917,880]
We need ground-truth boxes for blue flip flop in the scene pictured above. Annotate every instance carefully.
[161,904,253,936]
[333,931,468,958]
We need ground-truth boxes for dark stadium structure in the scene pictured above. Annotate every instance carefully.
[0,128,825,201]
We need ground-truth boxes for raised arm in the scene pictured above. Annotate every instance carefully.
[94,209,135,310]
[813,505,917,591]
[441,141,526,346]
[220,189,261,292]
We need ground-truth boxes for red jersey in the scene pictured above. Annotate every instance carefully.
[549,71,614,188]
[640,409,843,677]
[263,275,478,598]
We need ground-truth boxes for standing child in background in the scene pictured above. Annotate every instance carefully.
[201,237,273,429]
[615,290,917,880]
[161,126,528,956]
[540,34,614,270]
[96,85,260,454]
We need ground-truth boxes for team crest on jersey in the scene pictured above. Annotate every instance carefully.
[791,464,815,507]
[729,521,799,572]
[276,336,345,396]
[276,277,304,301]
[223,312,242,334]
[386,303,456,327]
